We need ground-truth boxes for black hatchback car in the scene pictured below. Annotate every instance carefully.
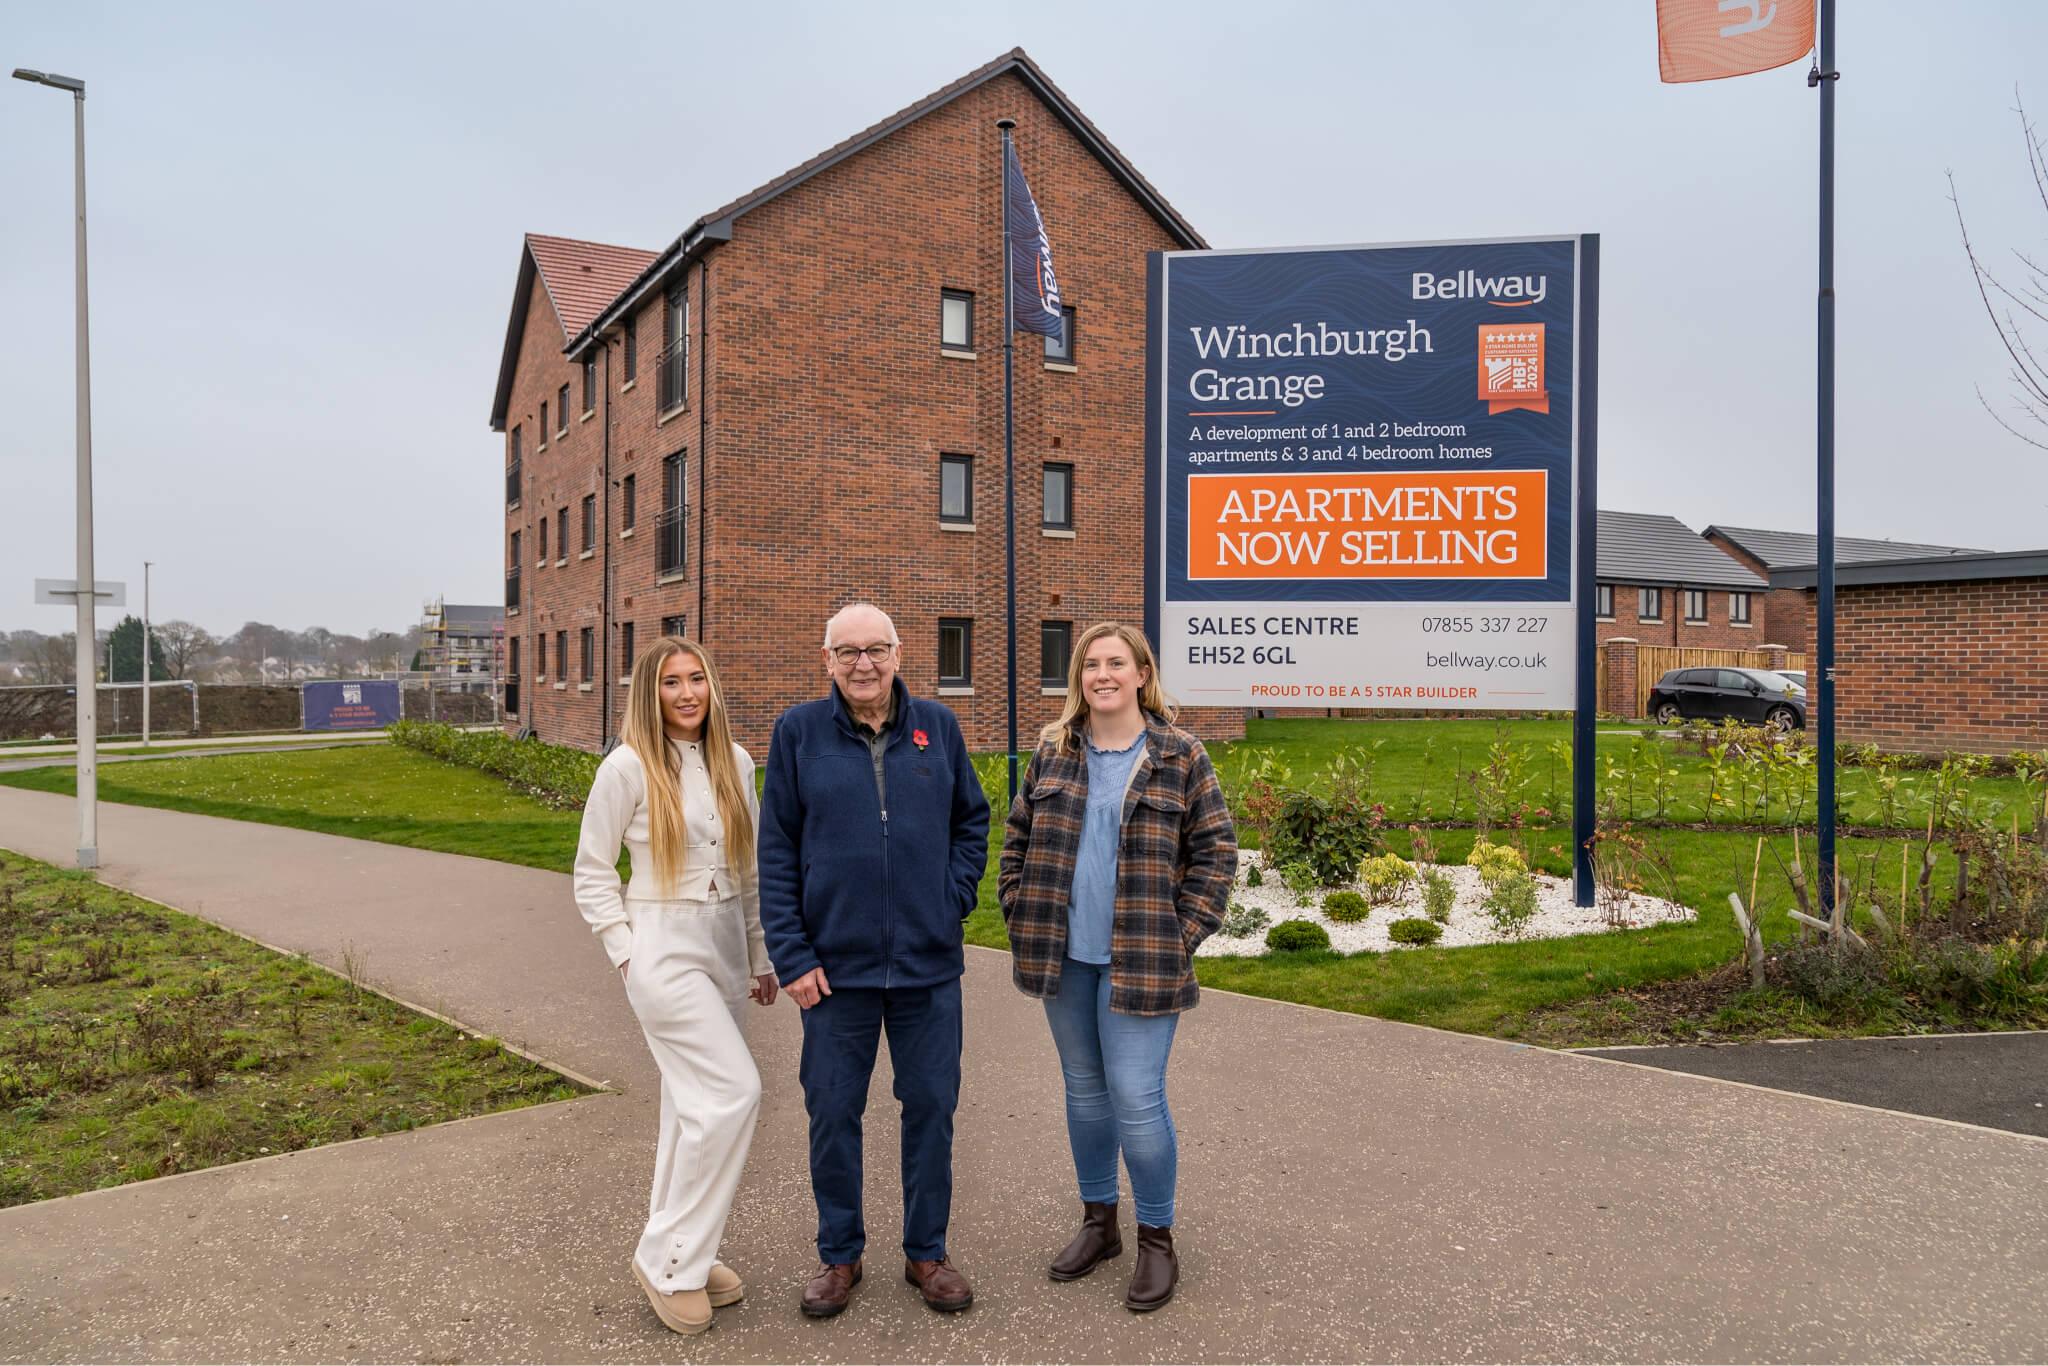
[1646,666,1807,729]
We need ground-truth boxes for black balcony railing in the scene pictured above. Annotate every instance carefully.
[506,569,521,611]
[657,505,687,578]
[657,333,688,412]
[506,458,521,506]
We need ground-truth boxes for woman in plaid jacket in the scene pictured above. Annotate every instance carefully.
[997,622,1237,1312]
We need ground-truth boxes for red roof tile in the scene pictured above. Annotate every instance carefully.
[525,234,660,339]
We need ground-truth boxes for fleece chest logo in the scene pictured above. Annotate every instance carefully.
[1412,271,1547,307]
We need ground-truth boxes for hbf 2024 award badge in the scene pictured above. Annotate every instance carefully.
[1477,323,1547,415]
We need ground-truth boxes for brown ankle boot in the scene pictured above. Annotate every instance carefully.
[1048,1200,1122,1281]
[1124,1223,1177,1312]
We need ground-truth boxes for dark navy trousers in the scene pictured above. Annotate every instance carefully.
[797,979,963,1264]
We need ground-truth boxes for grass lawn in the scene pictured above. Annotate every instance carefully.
[3,719,2028,1047]
[0,743,584,872]
[1213,716,2045,833]
[0,850,584,1206]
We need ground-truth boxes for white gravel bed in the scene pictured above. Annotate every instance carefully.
[1198,850,1695,957]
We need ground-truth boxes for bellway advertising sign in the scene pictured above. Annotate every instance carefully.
[302,680,402,731]
[1145,235,1596,710]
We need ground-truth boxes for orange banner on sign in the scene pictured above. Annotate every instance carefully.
[1657,0,1814,83]
[1187,470,1549,581]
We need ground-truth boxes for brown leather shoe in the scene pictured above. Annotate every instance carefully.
[1124,1224,1177,1312]
[1049,1200,1123,1281]
[801,1259,861,1318]
[904,1256,974,1312]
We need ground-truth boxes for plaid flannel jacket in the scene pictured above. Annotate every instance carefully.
[998,714,1238,1016]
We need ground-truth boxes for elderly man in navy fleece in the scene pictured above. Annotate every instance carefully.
[757,601,990,1320]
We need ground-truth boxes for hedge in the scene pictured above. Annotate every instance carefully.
[388,720,601,809]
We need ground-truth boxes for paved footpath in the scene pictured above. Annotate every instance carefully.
[3,787,2047,1363]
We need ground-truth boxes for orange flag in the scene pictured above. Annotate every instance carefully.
[1656,0,1814,83]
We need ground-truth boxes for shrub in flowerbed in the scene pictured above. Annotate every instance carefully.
[1465,840,1526,888]
[1358,853,1415,907]
[1265,919,1331,953]
[388,720,599,809]
[1277,859,1322,908]
[1264,787,1385,887]
[1482,870,1540,939]
[1387,917,1443,946]
[1221,901,1271,939]
[1421,868,1457,923]
[1321,890,1370,924]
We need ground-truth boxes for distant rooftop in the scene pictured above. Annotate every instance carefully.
[1598,510,1765,590]
[1706,524,1984,571]
[1771,548,2048,589]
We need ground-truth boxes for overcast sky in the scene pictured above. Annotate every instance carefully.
[4,0,2044,638]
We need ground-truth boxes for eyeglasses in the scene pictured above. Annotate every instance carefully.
[830,643,896,666]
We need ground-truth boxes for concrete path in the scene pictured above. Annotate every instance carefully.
[1584,1032,2048,1138]
[3,786,2046,1363]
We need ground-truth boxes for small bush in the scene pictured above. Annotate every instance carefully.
[1388,917,1443,946]
[1482,871,1541,939]
[388,720,601,809]
[1322,890,1370,923]
[1244,862,1264,888]
[1466,840,1526,888]
[1358,853,1416,907]
[1774,939,1896,1011]
[1900,936,2048,1019]
[1265,919,1331,953]
[1266,787,1385,886]
[1221,901,1271,939]
[1421,868,1457,923]
[1277,860,1322,907]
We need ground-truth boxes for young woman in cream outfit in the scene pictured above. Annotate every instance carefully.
[574,637,779,1335]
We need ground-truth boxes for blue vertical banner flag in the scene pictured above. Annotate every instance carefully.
[1004,142,1063,336]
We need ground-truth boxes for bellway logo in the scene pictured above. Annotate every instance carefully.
[1412,270,1547,307]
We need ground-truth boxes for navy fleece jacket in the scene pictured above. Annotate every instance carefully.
[757,680,991,990]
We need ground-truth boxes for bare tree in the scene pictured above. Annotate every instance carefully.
[154,620,215,680]
[1952,88,2048,450]
[27,632,76,684]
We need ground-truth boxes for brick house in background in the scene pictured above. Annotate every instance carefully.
[1704,524,1981,651]
[1595,510,1768,649]
[1770,550,2048,754]
[489,50,1229,754]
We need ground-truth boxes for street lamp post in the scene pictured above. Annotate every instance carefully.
[14,67,98,868]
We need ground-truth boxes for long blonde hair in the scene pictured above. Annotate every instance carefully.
[1039,622,1175,755]
[620,637,754,895]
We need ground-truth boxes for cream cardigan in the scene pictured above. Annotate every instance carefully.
[573,737,771,975]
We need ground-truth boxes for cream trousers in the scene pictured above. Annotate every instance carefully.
[621,894,762,1292]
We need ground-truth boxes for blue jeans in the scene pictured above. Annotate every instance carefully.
[1041,957,1181,1227]
[797,981,962,1263]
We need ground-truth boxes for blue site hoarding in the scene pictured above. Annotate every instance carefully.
[302,680,401,731]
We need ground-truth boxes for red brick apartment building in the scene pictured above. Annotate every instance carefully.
[489,50,1231,754]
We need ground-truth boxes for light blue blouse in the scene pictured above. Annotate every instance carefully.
[1065,731,1147,965]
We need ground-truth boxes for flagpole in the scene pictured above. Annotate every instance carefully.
[1811,0,1839,921]
[998,118,1020,804]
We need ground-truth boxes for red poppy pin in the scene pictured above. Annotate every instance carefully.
[913,728,930,750]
